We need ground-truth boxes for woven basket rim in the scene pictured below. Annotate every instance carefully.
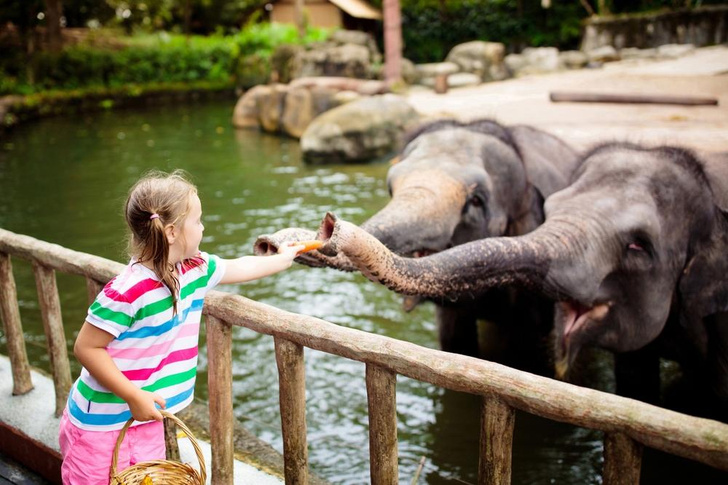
[109,410,207,484]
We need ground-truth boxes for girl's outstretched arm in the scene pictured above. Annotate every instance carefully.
[74,322,166,421]
[219,242,305,285]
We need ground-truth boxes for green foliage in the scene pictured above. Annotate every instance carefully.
[0,23,330,95]
[399,0,588,62]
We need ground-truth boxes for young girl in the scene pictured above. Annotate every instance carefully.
[59,170,304,484]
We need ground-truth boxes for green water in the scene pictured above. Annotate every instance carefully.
[0,100,722,484]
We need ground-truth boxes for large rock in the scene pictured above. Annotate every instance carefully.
[330,30,381,65]
[506,47,564,76]
[232,85,272,129]
[559,50,589,69]
[258,84,289,133]
[445,41,509,82]
[274,30,382,82]
[415,62,460,78]
[301,94,420,164]
[586,45,620,63]
[232,79,373,138]
[292,43,372,79]
[289,77,388,95]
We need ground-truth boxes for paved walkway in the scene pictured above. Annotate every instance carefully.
[406,45,728,152]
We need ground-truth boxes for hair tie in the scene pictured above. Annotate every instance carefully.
[150,213,160,220]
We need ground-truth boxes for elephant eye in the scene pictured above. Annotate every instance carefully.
[470,196,483,208]
[627,242,644,251]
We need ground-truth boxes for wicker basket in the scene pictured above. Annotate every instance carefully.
[109,410,207,485]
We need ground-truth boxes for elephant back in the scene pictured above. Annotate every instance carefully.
[509,125,580,198]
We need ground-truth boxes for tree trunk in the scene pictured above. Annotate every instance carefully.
[383,0,402,83]
[44,0,63,52]
[597,0,610,16]
[295,0,305,39]
[184,0,192,38]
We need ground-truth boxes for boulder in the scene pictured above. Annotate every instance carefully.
[506,47,563,76]
[415,62,460,78]
[232,85,272,129]
[330,30,382,65]
[292,43,372,79]
[587,45,620,63]
[281,87,315,139]
[400,58,418,85]
[232,79,375,138]
[656,43,695,59]
[559,50,589,69]
[420,72,481,89]
[445,41,509,81]
[258,84,289,133]
[301,94,420,164]
[619,47,658,60]
[290,76,388,95]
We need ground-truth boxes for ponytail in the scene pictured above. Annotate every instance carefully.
[125,170,197,315]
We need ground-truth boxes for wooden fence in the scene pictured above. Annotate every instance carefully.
[2,227,728,484]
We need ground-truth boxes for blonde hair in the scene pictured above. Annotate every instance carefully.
[125,170,197,314]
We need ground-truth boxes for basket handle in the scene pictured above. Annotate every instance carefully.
[110,409,207,483]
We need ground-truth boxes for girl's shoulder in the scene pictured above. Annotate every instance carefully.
[180,251,223,274]
[101,261,163,304]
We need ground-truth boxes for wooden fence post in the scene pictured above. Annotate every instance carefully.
[206,314,234,485]
[33,262,72,417]
[479,395,515,485]
[603,432,642,485]
[366,364,398,485]
[0,253,33,395]
[275,337,308,484]
[86,277,104,306]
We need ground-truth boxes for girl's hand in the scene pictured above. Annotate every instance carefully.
[279,242,306,261]
[128,389,166,422]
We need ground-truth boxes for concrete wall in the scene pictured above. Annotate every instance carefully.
[581,5,728,51]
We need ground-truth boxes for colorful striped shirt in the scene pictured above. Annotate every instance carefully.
[67,252,226,431]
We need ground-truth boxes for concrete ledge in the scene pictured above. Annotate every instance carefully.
[0,355,283,484]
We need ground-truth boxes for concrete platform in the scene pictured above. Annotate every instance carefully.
[406,45,728,153]
[0,356,283,484]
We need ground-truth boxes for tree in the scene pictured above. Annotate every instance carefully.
[44,0,64,52]
[383,0,402,83]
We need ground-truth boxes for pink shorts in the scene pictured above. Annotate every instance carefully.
[59,409,165,485]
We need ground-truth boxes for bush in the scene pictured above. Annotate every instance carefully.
[0,24,330,95]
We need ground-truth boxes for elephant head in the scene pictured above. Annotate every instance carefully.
[318,143,728,399]
[255,119,579,268]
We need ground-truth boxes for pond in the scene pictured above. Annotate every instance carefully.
[0,99,724,484]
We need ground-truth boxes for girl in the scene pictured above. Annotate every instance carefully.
[59,170,304,484]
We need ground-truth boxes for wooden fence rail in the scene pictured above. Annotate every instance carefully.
[2,227,728,485]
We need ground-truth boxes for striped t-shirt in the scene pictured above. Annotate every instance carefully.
[67,252,226,431]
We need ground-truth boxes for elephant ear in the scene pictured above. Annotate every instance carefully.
[507,185,545,237]
[508,125,581,198]
[701,151,728,212]
[678,152,728,328]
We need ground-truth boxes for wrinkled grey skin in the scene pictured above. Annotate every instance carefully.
[319,143,728,406]
[255,119,579,361]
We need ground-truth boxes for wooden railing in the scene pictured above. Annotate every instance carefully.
[2,227,728,484]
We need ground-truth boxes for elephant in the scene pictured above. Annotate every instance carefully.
[255,118,580,365]
[314,143,728,409]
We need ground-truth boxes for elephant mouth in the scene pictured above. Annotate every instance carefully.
[555,300,611,378]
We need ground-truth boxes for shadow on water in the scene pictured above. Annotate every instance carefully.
[1,99,727,484]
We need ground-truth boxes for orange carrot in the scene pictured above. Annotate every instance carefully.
[295,240,323,253]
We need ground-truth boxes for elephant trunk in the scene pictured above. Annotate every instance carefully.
[360,174,467,255]
[253,227,358,271]
[319,213,573,301]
